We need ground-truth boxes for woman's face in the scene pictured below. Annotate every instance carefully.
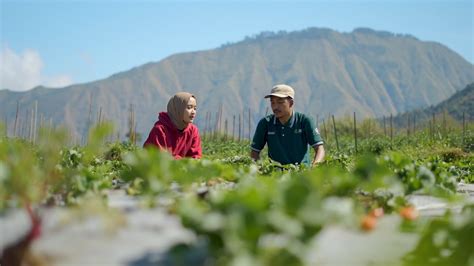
[183,97,197,124]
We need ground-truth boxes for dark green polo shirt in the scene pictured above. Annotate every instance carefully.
[251,112,324,165]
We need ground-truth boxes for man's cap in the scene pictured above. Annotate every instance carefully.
[264,84,294,99]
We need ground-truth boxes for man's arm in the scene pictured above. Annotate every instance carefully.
[311,145,325,167]
[250,117,267,162]
[250,150,261,162]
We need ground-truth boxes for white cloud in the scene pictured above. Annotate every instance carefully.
[0,45,74,91]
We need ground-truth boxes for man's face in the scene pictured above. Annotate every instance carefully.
[183,97,197,124]
[270,96,293,119]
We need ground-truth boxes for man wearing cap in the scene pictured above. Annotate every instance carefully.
[250,84,325,166]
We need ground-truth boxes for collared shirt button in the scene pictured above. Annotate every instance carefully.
[282,134,285,136]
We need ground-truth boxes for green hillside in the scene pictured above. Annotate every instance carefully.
[390,83,474,128]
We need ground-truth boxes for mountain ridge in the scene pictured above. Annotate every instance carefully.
[1,27,473,141]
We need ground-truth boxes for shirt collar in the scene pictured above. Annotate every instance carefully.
[273,111,295,128]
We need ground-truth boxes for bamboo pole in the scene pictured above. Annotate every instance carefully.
[224,119,228,141]
[22,110,28,139]
[462,112,466,147]
[17,116,22,139]
[353,112,358,154]
[128,104,135,144]
[204,111,209,140]
[233,115,235,140]
[88,93,93,134]
[390,113,393,148]
[13,101,19,137]
[29,108,34,142]
[443,110,447,138]
[215,112,220,140]
[33,101,38,144]
[428,120,432,140]
[367,118,371,138]
[407,115,410,137]
[98,107,103,126]
[248,108,251,140]
[332,115,339,152]
[413,113,416,134]
[218,103,223,134]
[3,116,7,137]
[134,123,137,146]
[322,119,328,143]
[383,116,387,137]
[238,113,242,142]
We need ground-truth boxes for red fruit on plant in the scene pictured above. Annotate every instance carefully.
[361,215,377,231]
[399,206,419,220]
[369,208,384,218]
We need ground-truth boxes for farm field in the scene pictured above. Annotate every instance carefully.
[0,121,473,266]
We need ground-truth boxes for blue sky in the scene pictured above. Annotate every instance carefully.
[1,0,473,91]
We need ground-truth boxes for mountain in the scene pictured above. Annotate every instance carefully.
[1,27,473,141]
[390,82,474,127]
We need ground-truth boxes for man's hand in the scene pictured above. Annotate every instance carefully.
[311,145,325,167]
[250,150,260,162]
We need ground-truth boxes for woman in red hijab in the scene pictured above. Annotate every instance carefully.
[143,92,202,159]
